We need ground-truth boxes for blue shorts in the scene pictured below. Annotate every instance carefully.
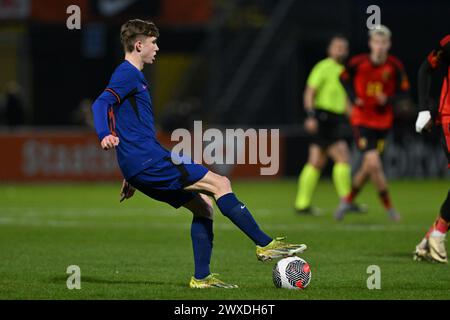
[128,156,209,208]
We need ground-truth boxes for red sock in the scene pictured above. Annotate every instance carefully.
[378,190,392,210]
[435,217,450,234]
[345,187,360,203]
[425,216,450,238]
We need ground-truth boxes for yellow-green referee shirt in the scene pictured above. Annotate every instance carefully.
[306,57,347,114]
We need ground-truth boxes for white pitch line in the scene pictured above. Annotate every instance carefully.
[0,216,425,232]
[0,207,275,218]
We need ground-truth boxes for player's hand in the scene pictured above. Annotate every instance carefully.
[304,117,318,134]
[101,135,120,150]
[415,110,433,133]
[354,97,364,107]
[120,179,136,202]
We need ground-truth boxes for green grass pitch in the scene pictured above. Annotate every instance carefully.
[0,179,449,300]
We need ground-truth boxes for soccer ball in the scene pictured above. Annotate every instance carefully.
[272,256,311,289]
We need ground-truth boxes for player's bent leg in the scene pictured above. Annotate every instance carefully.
[184,170,231,200]
[364,150,400,221]
[334,149,372,221]
[352,161,370,194]
[417,125,450,263]
[334,164,366,221]
[364,150,387,191]
[345,127,371,201]
[330,142,367,217]
[185,171,273,247]
[184,171,307,261]
[295,144,326,215]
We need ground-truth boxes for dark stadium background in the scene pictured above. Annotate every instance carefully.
[0,0,449,181]
[2,0,450,303]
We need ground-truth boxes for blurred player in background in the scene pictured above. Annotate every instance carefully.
[335,25,410,221]
[91,19,307,289]
[295,35,363,215]
[414,34,450,264]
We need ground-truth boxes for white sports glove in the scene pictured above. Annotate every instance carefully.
[415,110,432,133]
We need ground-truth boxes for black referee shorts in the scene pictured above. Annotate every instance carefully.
[309,109,350,148]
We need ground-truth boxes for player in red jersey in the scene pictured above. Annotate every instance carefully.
[334,25,410,221]
[414,34,450,264]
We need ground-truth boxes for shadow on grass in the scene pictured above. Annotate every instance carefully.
[49,275,186,287]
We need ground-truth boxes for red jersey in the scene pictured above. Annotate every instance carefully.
[426,35,450,123]
[340,54,410,130]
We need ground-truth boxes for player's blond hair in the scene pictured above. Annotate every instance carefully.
[368,25,391,39]
[120,19,159,53]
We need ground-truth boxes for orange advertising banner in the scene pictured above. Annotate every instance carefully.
[159,0,212,25]
[0,130,121,182]
[0,129,284,182]
[30,0,89,22]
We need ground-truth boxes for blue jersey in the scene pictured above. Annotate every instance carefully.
[92,60,170,179]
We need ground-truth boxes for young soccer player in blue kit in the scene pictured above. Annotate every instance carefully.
[92,19,307,288]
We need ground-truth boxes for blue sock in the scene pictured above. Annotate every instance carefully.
[191,217,213,280]
[216,193,272,247]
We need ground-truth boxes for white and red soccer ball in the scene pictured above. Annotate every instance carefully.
[272,256,312,289]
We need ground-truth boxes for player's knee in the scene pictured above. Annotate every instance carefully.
[308,147,325,169]
[364,153,382,172]
[335,148,350,163]
[216,175,232,195]
[365,159,380,172]
[329,143,350,163]
[308,154,326,169]
[308,159,324,170]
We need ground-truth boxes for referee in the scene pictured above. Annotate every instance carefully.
[295,35,357,215]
